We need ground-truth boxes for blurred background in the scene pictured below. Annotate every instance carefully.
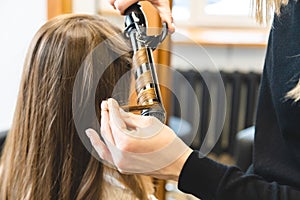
[0,0,268,132]
[0,0,269,199]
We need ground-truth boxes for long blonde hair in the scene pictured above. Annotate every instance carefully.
[254,0,289,24]
[255,0,300,102]
[0,14,149,200]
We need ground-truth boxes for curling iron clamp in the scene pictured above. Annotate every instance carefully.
[121,3,168,123]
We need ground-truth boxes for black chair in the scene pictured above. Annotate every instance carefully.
[0,130,8,155]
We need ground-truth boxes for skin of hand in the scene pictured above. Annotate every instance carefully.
[86,98,193,181]
[108,0,175,33]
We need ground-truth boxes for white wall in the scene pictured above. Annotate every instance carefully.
[171,44,266,73]
[73,0,97,14]
[0,0,47,131]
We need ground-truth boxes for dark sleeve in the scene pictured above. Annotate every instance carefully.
[178,151,300,200]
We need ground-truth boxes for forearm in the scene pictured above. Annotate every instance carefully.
[178,151,300,200]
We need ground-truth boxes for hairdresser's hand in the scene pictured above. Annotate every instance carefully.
[108,0,175,33]
[86,98,192,181]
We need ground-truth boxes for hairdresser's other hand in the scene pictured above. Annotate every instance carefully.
[108,0,175,33]
[86,98,192,181]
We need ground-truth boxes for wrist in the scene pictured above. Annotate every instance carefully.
[162,148,193,181]
[174,148,193,181]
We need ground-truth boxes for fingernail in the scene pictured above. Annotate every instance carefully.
[172,22,176,28]
[101,100,108,111]
[170,23,176,33]
[85,129,92,138]
[108,98,118,108]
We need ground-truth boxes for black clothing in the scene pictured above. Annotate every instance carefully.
[178,1,300,199]
[179,151,300,199]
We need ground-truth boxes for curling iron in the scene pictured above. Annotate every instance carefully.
[122,3,168,123]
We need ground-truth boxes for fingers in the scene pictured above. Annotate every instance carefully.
[120,110,154,129]
[109,0,139,14]
[151,0,175,33]
[159,12,175,34]
[85,128,114,165]
[107,0,175,33]
[106,98,136,147]
[108,99,163,138]
[107,99,155,131]
[107,98,127,131]
[100,101,115,145]
[108,0,116,9]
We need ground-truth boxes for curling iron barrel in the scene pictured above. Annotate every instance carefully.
[124,3,168,123]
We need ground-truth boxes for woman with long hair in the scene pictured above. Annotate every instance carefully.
[0,14,154,200]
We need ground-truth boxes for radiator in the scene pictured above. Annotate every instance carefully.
[169,70,261,156]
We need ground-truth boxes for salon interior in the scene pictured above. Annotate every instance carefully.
[0,0,269,199]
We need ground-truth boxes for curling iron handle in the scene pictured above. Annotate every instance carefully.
[124,3,141,15]
[124,3,146,28]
